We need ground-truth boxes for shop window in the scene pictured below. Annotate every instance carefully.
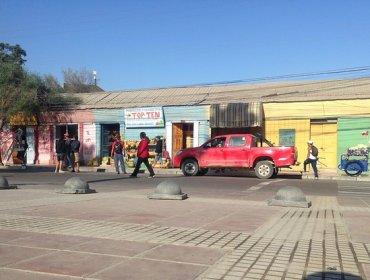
[55,124,78,139]
[279,129,295,146]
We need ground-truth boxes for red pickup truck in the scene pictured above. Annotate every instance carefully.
[173,134,297,179]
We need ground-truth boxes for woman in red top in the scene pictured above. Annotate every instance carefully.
[130,132,155,178]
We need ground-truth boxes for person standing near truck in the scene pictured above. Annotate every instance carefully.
[303,140,319,179]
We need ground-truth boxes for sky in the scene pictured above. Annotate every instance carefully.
[1,1,370,91]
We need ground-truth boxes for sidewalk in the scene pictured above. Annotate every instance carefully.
[0,168,370,279]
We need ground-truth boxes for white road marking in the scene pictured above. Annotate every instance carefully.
[243,179,285,192]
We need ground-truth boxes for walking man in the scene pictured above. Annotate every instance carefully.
[130,132,155,178]
[303,140,319,179]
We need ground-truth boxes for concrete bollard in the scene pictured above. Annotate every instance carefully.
[0,176,17,189]
[56,177,96,194]
[268,185,311,208]
[148,180,188,200]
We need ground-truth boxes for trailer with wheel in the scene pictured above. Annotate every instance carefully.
[338,146,369,177]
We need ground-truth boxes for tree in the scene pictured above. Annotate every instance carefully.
[63,68,97,93]
[0,43,26,65]
[0,43,80,131]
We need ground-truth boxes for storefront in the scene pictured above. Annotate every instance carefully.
[263,100,364,169]
[210,102,263,137]
[36,110,95,165]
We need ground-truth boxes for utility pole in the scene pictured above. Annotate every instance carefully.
[92,70,97,86]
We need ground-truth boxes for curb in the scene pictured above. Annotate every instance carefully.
[2,165,370,181]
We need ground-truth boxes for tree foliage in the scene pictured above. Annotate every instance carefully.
[0,43,80,131]
[0,43,26,65]
[63,68,98,93]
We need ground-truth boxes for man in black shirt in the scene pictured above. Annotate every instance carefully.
[70,135,81,172]
[55,137,66,173]
[152,136,163,168]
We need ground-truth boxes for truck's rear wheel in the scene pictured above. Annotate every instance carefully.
[181,159,199,176]
[255,160,274,179]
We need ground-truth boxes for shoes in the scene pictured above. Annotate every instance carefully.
[71,170,75,172]
[148,175,156,178]
[117,172,120,174]
[129,174,137,178]
[315,176,319,180]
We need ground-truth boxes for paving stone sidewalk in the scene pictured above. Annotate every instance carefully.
[0,184,370,279]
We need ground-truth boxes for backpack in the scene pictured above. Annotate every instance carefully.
[114,141,123,154]
[311,145,319,157]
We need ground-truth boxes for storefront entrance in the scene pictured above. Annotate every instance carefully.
[172,123,194,157]
[101,123,120,164]
[311,121,337,168]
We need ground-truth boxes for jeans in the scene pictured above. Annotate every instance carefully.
[304,158,318,177]
[131,157,155,176]
[65,152,72,167]
[153,153,163,165]
[114,154,126,173]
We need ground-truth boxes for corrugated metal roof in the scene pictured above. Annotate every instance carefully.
[70,78,370,109]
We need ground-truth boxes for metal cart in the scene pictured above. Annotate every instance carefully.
[338,147,369,177]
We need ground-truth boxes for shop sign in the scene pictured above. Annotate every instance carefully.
[125,107,164,128]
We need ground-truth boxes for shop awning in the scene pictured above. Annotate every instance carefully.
[210,102,262,128]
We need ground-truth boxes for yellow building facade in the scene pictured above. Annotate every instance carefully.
[263,99,370,170]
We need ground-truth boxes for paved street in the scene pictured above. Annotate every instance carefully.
[0,169,370,279]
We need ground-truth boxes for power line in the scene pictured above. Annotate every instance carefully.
[169,66,370,88]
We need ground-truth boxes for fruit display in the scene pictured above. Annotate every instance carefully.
[124,138,170,168]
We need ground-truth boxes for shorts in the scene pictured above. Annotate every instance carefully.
[73,152,80,163]
[57,153,65,162]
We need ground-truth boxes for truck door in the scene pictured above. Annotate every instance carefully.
[199,137,226,167]
[223,135,251,167]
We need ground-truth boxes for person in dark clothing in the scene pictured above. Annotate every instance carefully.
[16,130,28,166]
[64,133,72,169]
[55,137,66,173]
[303,140,319,179]
[130,132,155,178]
[152,136,163,168]
[70,135,81,172]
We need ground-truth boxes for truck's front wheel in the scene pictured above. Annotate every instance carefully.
[255,160,274,179]
[181,159,199,176]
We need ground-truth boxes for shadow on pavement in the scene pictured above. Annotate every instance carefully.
[304,271,361,279]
